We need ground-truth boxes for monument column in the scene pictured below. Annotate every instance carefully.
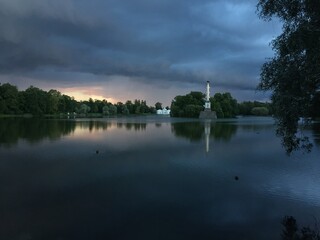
[204,81,211,110]
[199,81,217,119]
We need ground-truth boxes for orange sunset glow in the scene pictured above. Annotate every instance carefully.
[58,86,119,103]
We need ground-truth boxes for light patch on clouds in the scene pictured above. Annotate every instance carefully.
[58,86,116,103]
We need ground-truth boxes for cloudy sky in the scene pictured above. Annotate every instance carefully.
[0,0,281,106]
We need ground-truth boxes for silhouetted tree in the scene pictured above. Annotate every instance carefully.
[0,83,19,114]
[210,92,238,118]
[108,105,117,115]
[257,0,320,152]
[102,105,110,115]
[47,89,61,114]
[155,102,162,110]
[23,86,48,115]
[170,91,205,118]
[79,104,90,114]
[281,216,320,240]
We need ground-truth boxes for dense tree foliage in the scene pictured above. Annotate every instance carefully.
[170,91,205,118]
[251,107,269,116]
[0,83,19,114]
[257,0,320,152]
[238,101,273,116]
[171,91,239,118]
[0,83,155,116]
[155,102,162,110]
[210,93,238,118]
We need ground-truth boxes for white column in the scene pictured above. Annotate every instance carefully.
[206,81,210,101]
[204,81,211,109]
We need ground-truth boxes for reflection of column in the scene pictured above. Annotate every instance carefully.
[204,120,211,153]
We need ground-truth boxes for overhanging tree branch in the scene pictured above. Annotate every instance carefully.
[257,0,320,153]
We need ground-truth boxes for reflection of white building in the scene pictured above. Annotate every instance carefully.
[156,108,171,115]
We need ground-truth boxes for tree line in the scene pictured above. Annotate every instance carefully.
[170,91,273,118]
[2,82,299,119]
[0,83,156,116]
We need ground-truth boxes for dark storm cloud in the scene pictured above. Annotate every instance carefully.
[0,0,280,91]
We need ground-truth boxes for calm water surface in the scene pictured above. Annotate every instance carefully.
[1,116,320,240]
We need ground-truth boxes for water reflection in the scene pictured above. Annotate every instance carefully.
[312,123,320,146]
[1,117,320,240]
[171,121,238,142]
[117,122,147,131]
[0,118,76,147]
[1,117,319,151]
[171,121,238,153]
[73,120,147,132]
[76,121,112,132]
[0,118,151,148]
[204,121,210,152]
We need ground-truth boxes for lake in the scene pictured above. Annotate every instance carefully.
[1,116,320,240]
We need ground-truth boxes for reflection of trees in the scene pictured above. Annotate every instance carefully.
[117,122,147,131]
[281,216,320,240]
[312,123,320,146]
[0,118,76,147]
[171,122,204,141]
[211,123,238,141]
[171,122,237,142]
[77,121,112,132]
[77,121,146,132]
[76,121,147,132]
[240,122,320,151]
[134,123,146,131]
[239,124,273,132]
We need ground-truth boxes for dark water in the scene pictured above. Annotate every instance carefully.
[1,116,320,240]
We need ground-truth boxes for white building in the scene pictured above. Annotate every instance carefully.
[156,108,171,115]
